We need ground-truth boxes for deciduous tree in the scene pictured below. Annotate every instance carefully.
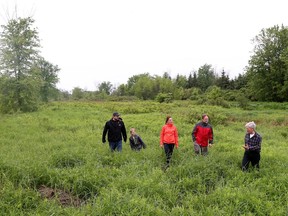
[246,25,288,101]
[34,58,60,102]
[197,64,216,92]
[0,17,40,112]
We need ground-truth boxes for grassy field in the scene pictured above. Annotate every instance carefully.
[0,101,287,215]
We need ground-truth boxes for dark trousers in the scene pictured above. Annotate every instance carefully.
[242,150,260,171]
[164,144,175,164]
[109,140,122,152]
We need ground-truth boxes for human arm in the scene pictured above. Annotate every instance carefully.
[160,126,165,147]
[208,126,214,146]
[192,124,197,143]
[121,121,127,142]
[129,136,134,149]
[102,122,108,143]
[138,135,146,149]
[174,126,179,148]
[242,144,249,150]
[242,134,248,149]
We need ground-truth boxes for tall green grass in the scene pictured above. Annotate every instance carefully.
[0,101,287,215]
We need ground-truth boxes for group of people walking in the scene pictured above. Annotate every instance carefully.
[102,112,146,152]
[102,112,262,171]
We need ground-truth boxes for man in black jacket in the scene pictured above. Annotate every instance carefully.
[102,112,127,152]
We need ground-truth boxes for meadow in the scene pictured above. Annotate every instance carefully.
[0,100,287,215]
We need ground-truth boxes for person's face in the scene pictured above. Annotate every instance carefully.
[167,118,173,124]
[113,115,120,120]
[130,129,136,136]
[246,127,254,134]
[202,116,209,123]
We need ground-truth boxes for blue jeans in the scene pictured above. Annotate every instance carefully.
[109,140,122,152]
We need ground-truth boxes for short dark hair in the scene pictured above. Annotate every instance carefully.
[113,112,120,117]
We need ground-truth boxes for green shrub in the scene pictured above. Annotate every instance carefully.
[155,93,173,103]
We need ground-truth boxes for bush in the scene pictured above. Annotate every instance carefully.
[236,94,250,110]
[155,93,173,103]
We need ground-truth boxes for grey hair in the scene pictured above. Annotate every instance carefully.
[245,121,256,129]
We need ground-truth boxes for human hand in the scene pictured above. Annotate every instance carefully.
[209,144,213,147]
[242,144,249,150]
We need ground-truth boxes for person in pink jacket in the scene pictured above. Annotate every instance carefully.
[160,115,179,168]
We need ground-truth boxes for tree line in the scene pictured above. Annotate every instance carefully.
[1,16,288,113]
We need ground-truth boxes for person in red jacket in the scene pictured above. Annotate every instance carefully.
[160,115,179,168]
[192,114,214,155]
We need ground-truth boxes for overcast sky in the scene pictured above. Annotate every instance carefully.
[0,0,287,91]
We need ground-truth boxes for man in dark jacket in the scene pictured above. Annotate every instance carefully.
[102,112,127,152]
[242,121,262,171]
[192,114,214,155]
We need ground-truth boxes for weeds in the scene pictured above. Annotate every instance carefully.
[0,101,287,215]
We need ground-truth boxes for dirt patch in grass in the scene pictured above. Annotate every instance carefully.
[38,185,84,207]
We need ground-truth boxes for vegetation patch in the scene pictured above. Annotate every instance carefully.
[52,155,86,169]
[0,101,287,215]
[38,185,84,207]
